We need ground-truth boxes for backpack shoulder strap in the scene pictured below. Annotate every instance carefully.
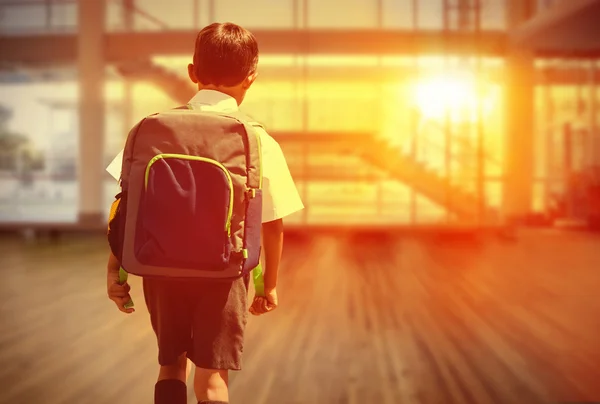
[222,110,265,130]
[180,105,265,132]
[182,104,263,128]
[219,111,264,188]
[120,117,147,188]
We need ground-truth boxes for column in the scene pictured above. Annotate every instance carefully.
[77,0,106,225]
[591,62,598,166]
[123,0,134,28]
[502,0,536,223]
[503,48,535,222]
[123,0,134,137]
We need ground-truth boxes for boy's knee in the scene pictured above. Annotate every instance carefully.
[194,367,228,386]
[158,353,188,381]
[194,368,229,401]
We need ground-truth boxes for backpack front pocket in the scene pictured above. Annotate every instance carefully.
[135,154,234,271]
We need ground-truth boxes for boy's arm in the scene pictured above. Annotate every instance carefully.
[262,218,284,291]
[249,219,283,315]
[249,128,303,316]
[107,251,120,273]
[105,123,141,313]
[106,252,134,314]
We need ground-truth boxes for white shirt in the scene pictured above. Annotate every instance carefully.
[106,90,304,223]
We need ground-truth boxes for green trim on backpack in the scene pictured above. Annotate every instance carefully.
[119,267,135,309]
[144,153,235,237]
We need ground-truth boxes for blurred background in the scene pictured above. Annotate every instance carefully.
[0,1,599,403]
[0,0,597,229]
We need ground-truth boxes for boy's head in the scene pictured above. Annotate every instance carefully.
[188,22,259,105]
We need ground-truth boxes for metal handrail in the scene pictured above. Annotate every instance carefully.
[416,118,501,166]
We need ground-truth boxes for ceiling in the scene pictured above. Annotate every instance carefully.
[512,0,600,57]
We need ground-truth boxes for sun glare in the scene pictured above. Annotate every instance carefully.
[413,73,496,122]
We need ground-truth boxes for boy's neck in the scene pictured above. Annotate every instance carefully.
[197,84,243,106]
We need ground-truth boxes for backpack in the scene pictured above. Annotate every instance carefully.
[107,105,263,280]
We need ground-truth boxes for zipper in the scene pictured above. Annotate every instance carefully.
[145,154,234,237]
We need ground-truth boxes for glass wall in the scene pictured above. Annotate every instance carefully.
[14,0,595,227]
[0,0,509,34]
[0,51,509,226]
[102,0,508,33]
[0,74,79,222]
[0,66,195,224]
[533,58,600,216]
[241,54,505,225]
[0,0,77,34]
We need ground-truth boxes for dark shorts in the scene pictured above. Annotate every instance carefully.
[142,275,250,370]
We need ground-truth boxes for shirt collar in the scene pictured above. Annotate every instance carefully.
[187,90,239,113]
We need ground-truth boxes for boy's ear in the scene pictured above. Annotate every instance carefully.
[242,72,258,90]
[188,64,198,84]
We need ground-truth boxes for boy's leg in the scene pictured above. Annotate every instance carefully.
[189,275,250,403]
[143,277,194,404]
[154,353,188,404]
[194,368,229,402]
[157,352,188,382]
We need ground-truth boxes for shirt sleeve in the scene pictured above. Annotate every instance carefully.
[258,128,304,223]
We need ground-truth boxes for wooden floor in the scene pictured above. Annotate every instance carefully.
[0,230,599,404]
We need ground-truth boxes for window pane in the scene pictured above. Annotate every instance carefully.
[51,3,77,31]
[307,0,377,28]
[415,194,447,223]
[481,0,506,30]
[0,4,46,33]
[382,0,415,29]
[243,81,302,131]
[0,81,79,223]
[485,180,503,210]
[106,0,124,31]
[417,0,444,30]
[215,0,294,29]
[132,0,195,31]
[532,181,547,213]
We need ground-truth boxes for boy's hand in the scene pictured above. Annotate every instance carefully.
[249,287,278,316]
[107,271,135,314]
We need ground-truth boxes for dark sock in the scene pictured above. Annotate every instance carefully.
[198,401,229,404]
[154,379,187,404]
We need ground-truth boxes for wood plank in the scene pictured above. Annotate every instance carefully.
[0,230,598,403]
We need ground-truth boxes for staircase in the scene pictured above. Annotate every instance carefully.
[356,136,499,224]
[275,132,498,224]
[115,60,499,225]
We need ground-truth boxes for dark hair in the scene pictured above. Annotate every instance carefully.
[193,22,259,87]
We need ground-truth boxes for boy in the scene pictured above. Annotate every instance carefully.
[105,22,303,404]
